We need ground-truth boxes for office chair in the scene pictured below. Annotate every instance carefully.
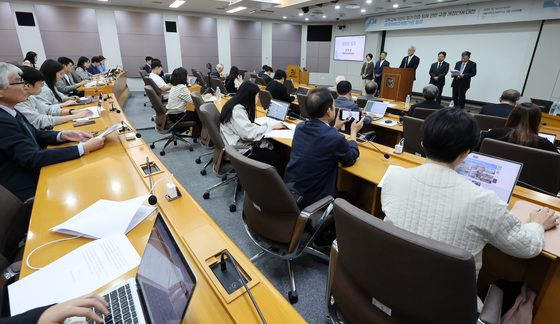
[198,103,244,212]
[191,92,214,175]
[412,107,438,120]
[210,77,229,95]
[356,97,368,108]
[284,79,296,95]
[479,138,560,196]
[139,71,152,107]
[0,185,32,263]
[402,116,425,156]
[327,198,504,324]
[144,76,168,104]
[258,90,272,110]
[296,94,310,119]
[330,90,339,99]
[531,98,553,114]
[144,85,195,156]
[474,114,507,131]
[224,145,335,304]
[238,69,247,79]
[255,76,267,86]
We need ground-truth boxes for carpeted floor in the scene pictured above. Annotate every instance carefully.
[123,91,329,323]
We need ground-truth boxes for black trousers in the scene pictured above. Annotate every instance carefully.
[452,84,469,109]
[430,81,444,104]
[248,146,286,177]
[168,111,202,137]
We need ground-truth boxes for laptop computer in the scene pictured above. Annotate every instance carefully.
[531,98,553,114]
[539,132,556,144]
[364,101,388,119]
[88,214,197,324]
[455,152,523,203]
[296,87,309,96]
[255,100,294,129]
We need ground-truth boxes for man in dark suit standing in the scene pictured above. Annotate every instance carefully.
[374,51,390,95]
[428,51,449,104]
[360,53,374,87]
[451,51,477,109]
[399,46,420,80]
[0,63,106,201]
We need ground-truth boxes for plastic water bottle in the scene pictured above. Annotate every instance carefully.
[405,95,411,108]
[215,87,221,100]
[550,101,560,116]
[449,100,454,108]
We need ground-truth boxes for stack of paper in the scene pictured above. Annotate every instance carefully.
[51,195,156,239]
[73,106,106,122]
[264,129,295,139]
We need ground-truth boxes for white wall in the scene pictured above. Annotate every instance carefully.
[10,3,46,67]
[95,9,123,68]
[162,14,183,71]
[309,20,382,89]
[524,19,560,102]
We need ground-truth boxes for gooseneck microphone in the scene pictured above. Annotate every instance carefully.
[146,157,158,206]
[120,121,142,138]
[358,133,391,160]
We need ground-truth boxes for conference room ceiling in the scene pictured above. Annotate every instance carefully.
[42,0,496,22]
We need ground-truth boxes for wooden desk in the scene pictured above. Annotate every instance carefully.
[21,97,304,323]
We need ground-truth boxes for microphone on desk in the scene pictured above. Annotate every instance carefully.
[119,121,142,138]
[146,157,158,206]
[358,133,391,160]
[219,251,266,324]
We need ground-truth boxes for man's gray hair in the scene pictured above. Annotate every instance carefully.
[422,84,439,101]
[500,89,521,103]
[409,46,416,51]
[0,62,22,89]
[365,80,378,95]
[216,63,223,70]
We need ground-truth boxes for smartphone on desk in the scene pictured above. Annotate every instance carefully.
[73,120,95,127]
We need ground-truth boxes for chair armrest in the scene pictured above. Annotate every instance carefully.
[301,196,334,217]
[479,284,503,324]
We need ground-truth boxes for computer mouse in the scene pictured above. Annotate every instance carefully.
[384,120,392,124]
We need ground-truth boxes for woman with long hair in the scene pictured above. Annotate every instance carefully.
[37,59,77,108]
[220,81,286,174]
[224,66,240,94]
[480,102,557,152]
[22,51,38,68]
[75,56,93,81]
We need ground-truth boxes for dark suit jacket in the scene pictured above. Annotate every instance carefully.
[284,119,359,207]
[361,61,374,80]
[407,100,444,117]
[0,109,80,201]
[263,74,273,84]
[374,60,390,77]
[478,128,557,153]
[265,80,295,103]
[451,60,477,89]
[429,61,449,86]
[224,77,237,94]
[0,305,50,324]
[399,55,420,79]
[143,64,152,74]
[479,103,513,118]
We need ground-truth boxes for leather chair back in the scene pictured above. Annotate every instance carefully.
[144,76,164,100]
[144,85,167,132]
[259,90,272,110]
[284,79,296,94]
[0,186,27,260]
[412,108,437,120]
[255,76,267,86]
[480,138,560,195]
[224,146,301,248]
[199,103,230,173]
[210,78,227,94]
[138,69,148,78]
[403,116,425,156]
[474,114,507,131]
[296,94,310,119]
[191,92,210,145]
[330,198,478,324]
[356,98,368,108]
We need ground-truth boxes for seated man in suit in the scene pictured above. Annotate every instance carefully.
[265,69,295,103]
[407,84,444,117]
[210,63,225,79]
[284,87,363,207]
[55,57,88,96]
[357,80,379,103]
[334,80,359,111]
[0,63,105,201]
[479,89,520,118]
[143,56,153,74]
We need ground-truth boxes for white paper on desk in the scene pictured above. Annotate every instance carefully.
[264,129,294,139]
[96,123,121,139]
[375,119,399,127]
[51,195,155,239]
[8,234,140,315]
[377,165,404,188]
[73,106,105,121]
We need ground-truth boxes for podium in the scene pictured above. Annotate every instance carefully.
[286,65,309,85]
[380,67,414,102]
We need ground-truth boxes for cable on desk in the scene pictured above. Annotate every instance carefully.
[25,235,83,270]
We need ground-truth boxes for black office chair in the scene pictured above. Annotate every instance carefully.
[327,198,503,324]
[402,116,425,156]
[330,90,339,99]
[474,114,507,131]
[356,97,369,108]
[144,76,168,103]
[284,79,296,95]
[296,94,310,119]
[531,98,553,114]
[412,108,438,120]
[479,138,560,196]
[224,145,335,304]
[255,76,267,86]
[258,90,272,110]
[191,92,214,175]
[145,85,195,156]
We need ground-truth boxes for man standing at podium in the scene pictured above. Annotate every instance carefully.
[399,46,420,80]
[429,51,449,104]
[360,53,374,87]
[374,51,390,95]
[451,51,477,109]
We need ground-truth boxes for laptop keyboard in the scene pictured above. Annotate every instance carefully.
[87,283,139,324]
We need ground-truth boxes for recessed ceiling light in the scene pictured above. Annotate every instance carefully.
[282,16,287,19]
[305,17,309,21]
[97,0,109,2]
[226,6,246,13]
[393,3,399,8]
[361,8,366,12]
[298,12,303,16]
[322,15,326,18]
[169,0,185,8]
[335,4,341,9]
[366,0,372,3]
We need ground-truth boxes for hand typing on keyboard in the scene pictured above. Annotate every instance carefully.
[38,293,109,324]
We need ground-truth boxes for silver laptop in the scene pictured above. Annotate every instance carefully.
[296,87,309,96]
[539,132,556,144]
[267,100,290,121]
[88,214,197,324]
[364,101,388,119]
[455,152,523,203]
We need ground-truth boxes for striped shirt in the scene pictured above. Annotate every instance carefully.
[166,84,193,115]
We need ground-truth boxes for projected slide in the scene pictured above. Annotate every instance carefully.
[334,35,366,62]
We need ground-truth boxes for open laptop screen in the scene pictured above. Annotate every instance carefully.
[455,152,522,203]
[268,100,290,121]
[137,215,196,323]
[539,132,556,144]
[296,87,309,95]
[364,101,388,116]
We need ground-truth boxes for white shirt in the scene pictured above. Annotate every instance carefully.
[149,72,169,100]
[406,55,414,66]
[219,104,272,149]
